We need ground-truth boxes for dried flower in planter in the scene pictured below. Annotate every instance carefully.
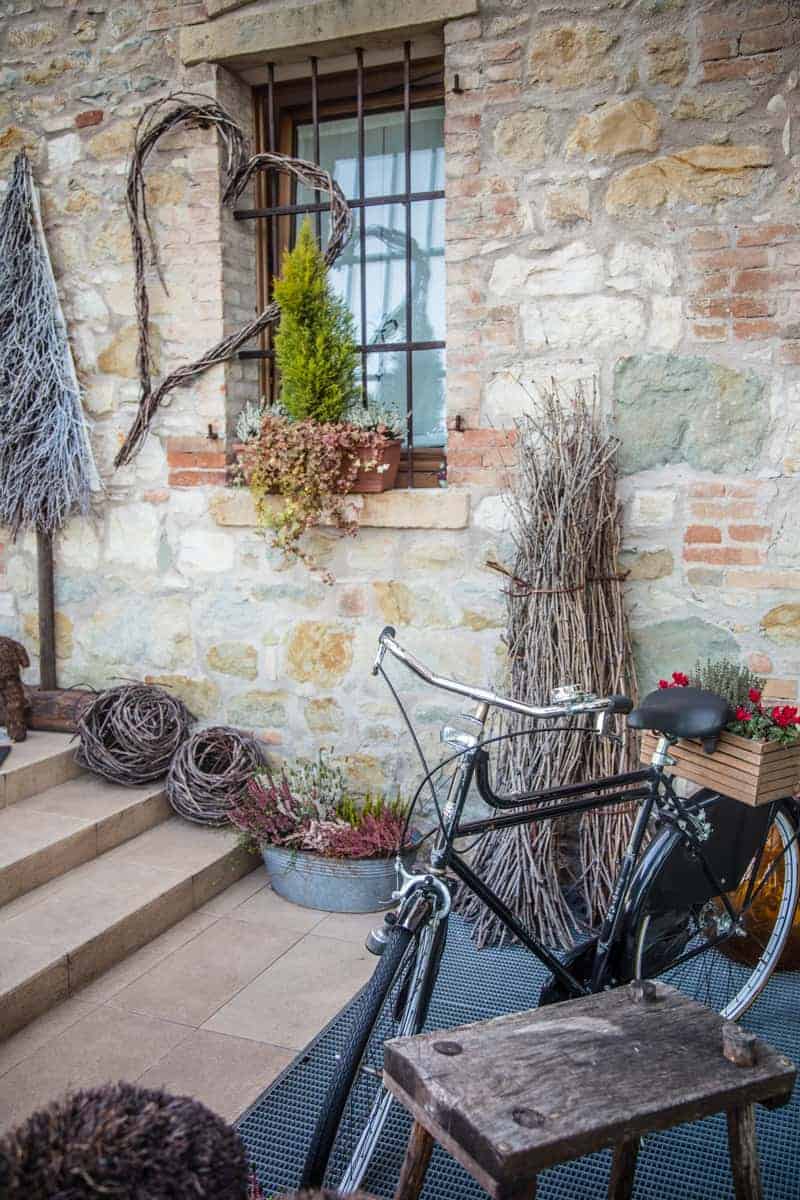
[229,750,414,859]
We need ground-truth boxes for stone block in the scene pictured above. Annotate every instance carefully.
[614,353,768,474]
[544,180,591,225]
[226,689,288,728]
[523,295,645,350]
[645,34,689,85]
[493,109,549,166]
[528,24,618,88]
[622,547,674,581]
[607,145,773,212]
[177,529,235,575]
[106,503,160,571]
[145,675,221,720]
[633,617,740,693]
[567,98,661,160]
[761,604,800,644]
[286,622,353,687]
[206,642,258,679]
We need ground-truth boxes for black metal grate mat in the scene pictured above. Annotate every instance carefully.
[238,917,800,1199]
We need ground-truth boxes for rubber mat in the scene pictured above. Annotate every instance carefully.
[237,916,800,1199]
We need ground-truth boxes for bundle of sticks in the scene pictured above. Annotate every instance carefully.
[458,381,638,947]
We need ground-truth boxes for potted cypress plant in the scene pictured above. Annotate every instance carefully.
[241,220,403,576]
[228,751,418,913]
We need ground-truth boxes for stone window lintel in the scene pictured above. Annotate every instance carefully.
[180,0,478,69]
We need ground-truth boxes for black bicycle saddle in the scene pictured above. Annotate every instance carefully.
[628,686,732,752]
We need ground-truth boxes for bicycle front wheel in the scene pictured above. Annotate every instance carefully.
[631,801,799,1020]
[301,915,447,1194]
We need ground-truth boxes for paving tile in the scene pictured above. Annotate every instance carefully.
[0,805,92,865]
[195,869,267,917]
[1,872,164,951]
[313,910,385,944]
[136,1028,294,1122]
[192,846,258,908]
[77,911,219,1003]
[0,1005,191,1133]
[109,918,303,1027]
[230,882,328,934]
[203,933,374,1050]
[27,776,165,823]
[0,996,97,1078]
[0,807,95,907]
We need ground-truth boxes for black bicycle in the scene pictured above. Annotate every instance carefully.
[302,628,800,1193]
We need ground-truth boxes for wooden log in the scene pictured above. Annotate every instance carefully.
[608,1137,640,1200]
[36,529,56,691]
[727,1105,763,1200]
[0,687,92,733]
[394,1120,435,1200]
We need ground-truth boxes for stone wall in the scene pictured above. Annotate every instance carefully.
[0,0,799,805]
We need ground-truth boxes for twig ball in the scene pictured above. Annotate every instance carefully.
[0,1081,249,1199]
[167,725,267,827]
[75,683,194,786]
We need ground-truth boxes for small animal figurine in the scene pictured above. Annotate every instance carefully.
[0,637,30,741]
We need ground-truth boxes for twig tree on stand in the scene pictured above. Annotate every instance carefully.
[0,150,97,690]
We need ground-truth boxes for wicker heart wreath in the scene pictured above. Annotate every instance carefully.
[115,92,353,469]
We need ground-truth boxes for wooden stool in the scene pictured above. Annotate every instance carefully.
[384,981,796,1200]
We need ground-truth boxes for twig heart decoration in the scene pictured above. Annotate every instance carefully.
[115,92,353,469]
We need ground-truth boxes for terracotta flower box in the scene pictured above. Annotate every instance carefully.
[640,729,800,807]
[348,437,402,494]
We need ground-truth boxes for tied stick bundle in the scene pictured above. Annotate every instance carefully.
[457,382,638,948]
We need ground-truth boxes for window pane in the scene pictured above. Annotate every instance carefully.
[319,206,362,336]
[364,203,406,344]
[366,351,407,433]
[410,197,444,343]
[297,116,360,200]
[411,104,444,193]
[412,348,446,447]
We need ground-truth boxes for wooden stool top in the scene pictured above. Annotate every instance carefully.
[384,982,796,1200]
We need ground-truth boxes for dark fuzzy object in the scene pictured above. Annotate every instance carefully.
[75,683,194,786]
[0,1081,249,1199]
[0,636,30,741]
[167,725,267,826]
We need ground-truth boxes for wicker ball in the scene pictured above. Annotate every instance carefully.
[167,725,267,826]
[0,1081,249,1199]
[75,683,194,786]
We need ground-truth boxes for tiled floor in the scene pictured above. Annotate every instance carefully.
[0,870,378,1132]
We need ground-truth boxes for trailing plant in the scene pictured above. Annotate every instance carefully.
[244,410,393,579]
[273,218,359,422]
[228,751,414,860]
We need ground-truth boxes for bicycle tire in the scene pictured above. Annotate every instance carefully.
[301,917,446,1193]
[626,800,799,1020]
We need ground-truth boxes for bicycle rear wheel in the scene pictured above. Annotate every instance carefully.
[301,915,447,1194]
[629,801,799,1020]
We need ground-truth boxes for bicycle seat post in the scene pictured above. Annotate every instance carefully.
[650,734,677,768]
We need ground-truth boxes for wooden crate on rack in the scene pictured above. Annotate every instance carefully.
[640,729,800,807]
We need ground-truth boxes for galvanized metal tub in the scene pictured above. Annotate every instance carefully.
[261,845,411,912]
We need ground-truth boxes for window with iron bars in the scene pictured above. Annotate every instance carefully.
[236,46,446,488]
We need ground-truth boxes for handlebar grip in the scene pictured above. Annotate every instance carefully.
[379,625,397,641]
[607,694,633,715]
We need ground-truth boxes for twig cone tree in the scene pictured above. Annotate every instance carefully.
[0,150,97,687]
[457,383,638,948]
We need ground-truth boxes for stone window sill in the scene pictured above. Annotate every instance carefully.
[210,487,470,530]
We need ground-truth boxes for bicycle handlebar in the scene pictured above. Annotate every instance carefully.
[374,629,632,721]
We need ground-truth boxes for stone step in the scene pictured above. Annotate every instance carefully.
[0,819,256,1041]
[0,732,83,809]
[0,777,171,908]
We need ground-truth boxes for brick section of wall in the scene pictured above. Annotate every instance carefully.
[689,225,800,353]
[682,480,770,571]
[699,2,796,83]
[446,428,517,486]
[166,437,228,487]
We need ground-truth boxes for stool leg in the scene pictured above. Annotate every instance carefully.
[727,1104,763,1200]
[394,1120,435,1200]
[608,1136,640,1200]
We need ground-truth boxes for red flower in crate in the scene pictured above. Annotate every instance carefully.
[735,706,752,722]
[658,672,690,689]
[749,688,762,704]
